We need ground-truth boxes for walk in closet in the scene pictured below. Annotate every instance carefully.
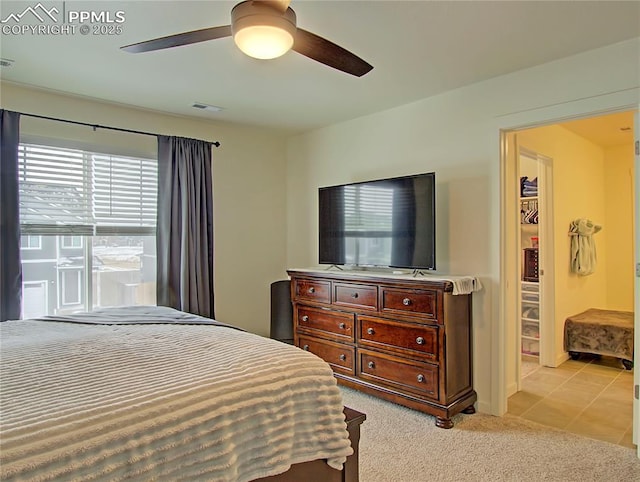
[519,153,540,360]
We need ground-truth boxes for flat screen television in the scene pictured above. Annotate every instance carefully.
[319,172,436,270]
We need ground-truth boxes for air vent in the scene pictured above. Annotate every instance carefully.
[192,102,223,112]
[0,58,15,68]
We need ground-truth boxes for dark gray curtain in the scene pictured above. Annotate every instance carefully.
[0,110,22,321]
[156,136,214,318]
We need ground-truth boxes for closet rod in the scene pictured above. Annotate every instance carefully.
[18,111,221,147]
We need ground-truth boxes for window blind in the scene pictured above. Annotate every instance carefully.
[344,185,393,232]
[18,143,157,235]
[93,154,157,235]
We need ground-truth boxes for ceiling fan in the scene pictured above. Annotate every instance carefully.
[121,0,373,77]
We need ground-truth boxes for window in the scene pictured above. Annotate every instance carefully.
[343,185,394,266]
[18,143,157,316]
[20,235,42,250]
[21,281,48,319]
[61,236,83,249]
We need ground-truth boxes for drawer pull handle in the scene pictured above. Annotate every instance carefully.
[351,292,359,299]
[416,336,425,345]
[339,322,346,329]
[301,315,309,322]
[308,287,315,294]
[303,344,309,351]
[417,374,425,383]
[367,361,375,369]
[367,327,375,335]
[339,354,347,361]
[402,298,412,306]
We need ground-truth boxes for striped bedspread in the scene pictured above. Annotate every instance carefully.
[0,306,352,481]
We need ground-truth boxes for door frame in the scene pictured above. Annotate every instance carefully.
[493,87,639,419]
[633,110,639,457]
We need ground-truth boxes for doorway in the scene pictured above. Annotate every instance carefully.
[504,110,636,447]
[516,148,554,386]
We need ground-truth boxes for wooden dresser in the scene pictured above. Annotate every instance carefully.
[288,269,476,428]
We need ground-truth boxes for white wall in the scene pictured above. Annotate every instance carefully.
[285,38,640,414]
[1,82,289,336]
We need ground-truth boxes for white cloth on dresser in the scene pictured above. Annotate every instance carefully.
[446,275,483,295]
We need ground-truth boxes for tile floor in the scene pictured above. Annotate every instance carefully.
[507,354,635,448]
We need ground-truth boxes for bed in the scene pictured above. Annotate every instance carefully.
[563,308,634,370]
[0,306,363,481]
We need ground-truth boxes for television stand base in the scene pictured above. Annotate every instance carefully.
[325,264,344,271]
[412,269,428,277]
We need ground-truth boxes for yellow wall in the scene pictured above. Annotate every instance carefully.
[604,144,636,310]
[516,124,634,362]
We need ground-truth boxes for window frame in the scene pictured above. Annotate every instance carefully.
[17,141,158,314]
[61,235,83,249]
[20,235,42,250]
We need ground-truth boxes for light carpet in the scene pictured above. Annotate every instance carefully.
[340,386,640,482]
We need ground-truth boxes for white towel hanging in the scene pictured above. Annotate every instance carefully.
[569,218,602,276]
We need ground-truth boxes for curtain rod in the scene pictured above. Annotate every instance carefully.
[18,112,221,148]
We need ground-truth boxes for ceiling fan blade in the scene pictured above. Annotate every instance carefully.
[121,25,232,53]
[292,28,373,77]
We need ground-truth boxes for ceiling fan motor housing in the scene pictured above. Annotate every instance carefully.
[231,1,297,59]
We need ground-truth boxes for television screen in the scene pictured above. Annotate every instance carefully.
[319,172,436,270]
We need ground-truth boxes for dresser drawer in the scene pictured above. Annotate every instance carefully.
[334,283,378,310]
[381,288,438,320]
[298,335,355,376]
[358,349,438,399]
[358,316,438,361]
[294,279,331,304]
[296,306,354,341]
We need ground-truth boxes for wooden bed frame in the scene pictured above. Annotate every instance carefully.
[258,407,366,482]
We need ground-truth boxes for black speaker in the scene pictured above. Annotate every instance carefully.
[270,280,293,344]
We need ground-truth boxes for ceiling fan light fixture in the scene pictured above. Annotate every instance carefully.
[234,24,294,59]
[231,1,297,60]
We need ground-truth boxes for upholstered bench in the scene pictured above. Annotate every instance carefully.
[563,308,634,370]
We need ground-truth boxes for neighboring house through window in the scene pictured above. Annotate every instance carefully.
[18,143,158,316]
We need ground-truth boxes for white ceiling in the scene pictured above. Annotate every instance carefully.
[1,1,639,134]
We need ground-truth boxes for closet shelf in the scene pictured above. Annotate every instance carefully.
[520,276,540,358]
